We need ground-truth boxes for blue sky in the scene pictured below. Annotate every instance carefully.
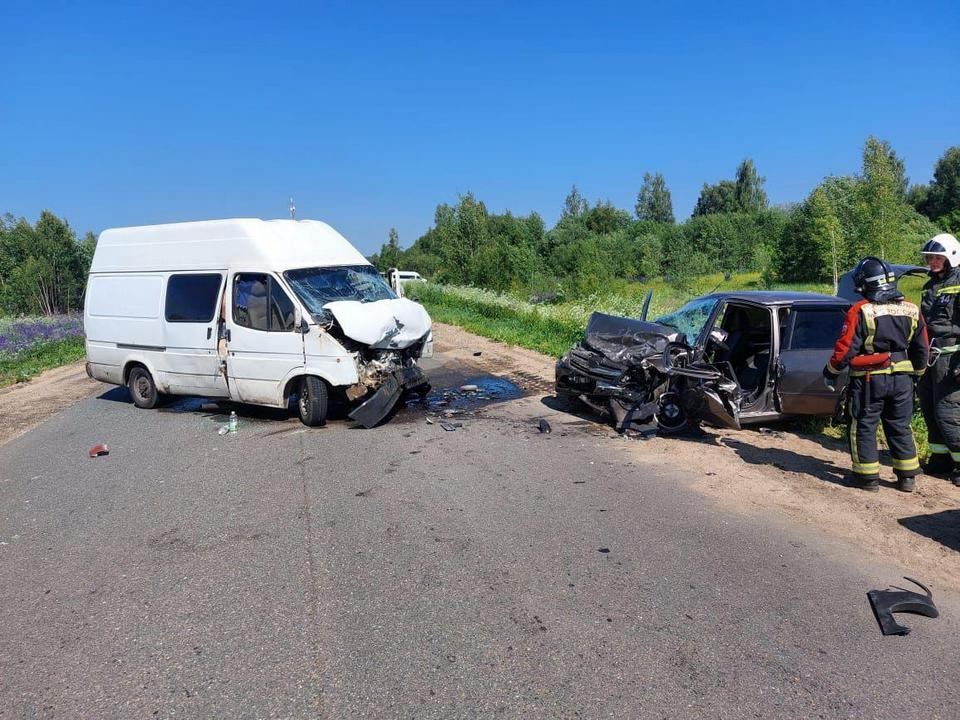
[2,1,958,255]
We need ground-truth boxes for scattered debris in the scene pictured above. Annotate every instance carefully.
[355,487,375,497]
[460,384,479,392]
[473,351,482,357]
[758,427,785,438]
[598,547,610,554]
[88,444,109,458]
[440,421,463,432]
[425,417,435,425]
[624,426,658,440]
[868,577,939,636]
[538,419,552,434]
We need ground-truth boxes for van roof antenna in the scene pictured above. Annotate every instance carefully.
[289,197,296,220]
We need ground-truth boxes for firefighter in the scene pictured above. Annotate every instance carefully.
[823,256,929,492]
[918,232,960,486]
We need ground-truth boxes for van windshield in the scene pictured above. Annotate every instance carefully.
[284,265,397,312]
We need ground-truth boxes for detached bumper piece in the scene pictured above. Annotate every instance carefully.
[867,577,939,636]
[349,366,429,429]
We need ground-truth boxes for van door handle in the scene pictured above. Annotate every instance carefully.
[207,327,212,340]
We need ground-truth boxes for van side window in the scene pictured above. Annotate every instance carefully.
[788,308,847,349]
[165,274,223,323]
[234,274,296,332]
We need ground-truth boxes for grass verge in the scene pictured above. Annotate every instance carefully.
[0,337,87,388]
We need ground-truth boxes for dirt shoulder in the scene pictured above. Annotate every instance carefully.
[0,360,101,447]
[434,322,960,592]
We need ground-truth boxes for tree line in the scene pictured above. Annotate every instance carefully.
[372,138,960,298]
[0,212,96,315]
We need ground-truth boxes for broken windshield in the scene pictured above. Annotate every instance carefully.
[284,265,396,314]
[655,296,718,343]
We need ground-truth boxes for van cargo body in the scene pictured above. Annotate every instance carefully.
[84,218,433,427]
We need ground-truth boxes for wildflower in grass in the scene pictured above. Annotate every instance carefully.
[0,315,85,358]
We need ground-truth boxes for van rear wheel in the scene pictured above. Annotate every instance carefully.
[127,366,159,409]
[298,376,328,427]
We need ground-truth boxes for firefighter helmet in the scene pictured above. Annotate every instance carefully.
[921,233,960,268]
[852,256,901,302]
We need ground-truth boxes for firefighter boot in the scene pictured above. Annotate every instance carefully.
[951,469,960,487]
[897,475,916,493]
[850,476,880,492]
[923,452,952,478]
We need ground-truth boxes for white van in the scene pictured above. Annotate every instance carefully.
[397,270,423,284]
[84,218,433,428]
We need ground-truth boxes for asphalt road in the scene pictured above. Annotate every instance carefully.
[1,354,958,719]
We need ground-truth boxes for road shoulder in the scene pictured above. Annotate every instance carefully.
[0,360,101,447]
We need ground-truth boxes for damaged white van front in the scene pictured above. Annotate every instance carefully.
[84,218,433,428]
[284,264,433,426]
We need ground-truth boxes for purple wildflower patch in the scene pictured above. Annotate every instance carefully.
[0,315,85,357]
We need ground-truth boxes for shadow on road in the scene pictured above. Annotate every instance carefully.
[722,437,851,487]
[541,394,723,446]
[899,510,960,552]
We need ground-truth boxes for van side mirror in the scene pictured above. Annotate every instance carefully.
[299,318,310,334]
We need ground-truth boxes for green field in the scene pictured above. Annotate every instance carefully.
[407,274,837,358]
[0,336,86,387]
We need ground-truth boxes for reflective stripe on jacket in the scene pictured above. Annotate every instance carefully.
[921,266,960,344]
[825,298,929,377]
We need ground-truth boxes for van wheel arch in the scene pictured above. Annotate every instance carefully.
[295,375,329,427]
[125,363,160,409]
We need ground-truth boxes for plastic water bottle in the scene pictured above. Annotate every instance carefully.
[229,410,238,433]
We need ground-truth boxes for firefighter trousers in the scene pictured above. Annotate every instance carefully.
[918,351,960,469]
[848,373,920,480]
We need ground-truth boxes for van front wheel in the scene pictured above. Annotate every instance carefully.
[128,366,159,409]
[298,376,328,427]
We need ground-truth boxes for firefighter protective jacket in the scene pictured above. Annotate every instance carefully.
[825,298,929,377]
[921,266,960,344]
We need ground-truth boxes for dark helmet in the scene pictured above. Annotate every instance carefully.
[853,256,901,302]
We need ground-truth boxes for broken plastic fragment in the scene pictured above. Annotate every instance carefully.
[440,421,463,432]
[538,419,552,434]
[460,384,478,392]
[88,444,109,458]
[868,577,939,636]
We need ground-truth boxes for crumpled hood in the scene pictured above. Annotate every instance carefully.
[583,311,678,366]
[323,298,432,349]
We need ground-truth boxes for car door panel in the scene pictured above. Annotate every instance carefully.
[160,272,230,397]
[777,305,849,416]
[226,272,305,406]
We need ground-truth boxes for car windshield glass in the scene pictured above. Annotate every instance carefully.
[655,296,718,342]
[284,265,396,313]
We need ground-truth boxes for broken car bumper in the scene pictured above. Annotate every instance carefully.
[348,365,429,429]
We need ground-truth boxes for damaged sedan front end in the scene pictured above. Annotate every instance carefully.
[556,302,742,433]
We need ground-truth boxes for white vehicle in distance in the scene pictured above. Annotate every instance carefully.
[84,218,433,428]
[379,270,424,285]
[397,270,423,284]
